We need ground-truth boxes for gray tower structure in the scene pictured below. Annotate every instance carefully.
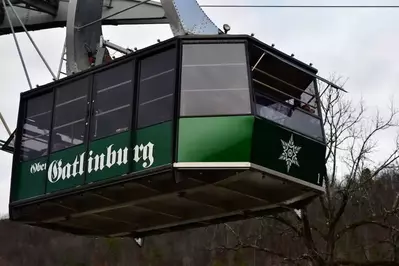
[0,0,222,76]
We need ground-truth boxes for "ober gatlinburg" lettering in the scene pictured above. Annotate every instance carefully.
[44,142,154,183]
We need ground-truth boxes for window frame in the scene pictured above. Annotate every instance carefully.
[248,42,326,143]
[253,88,325,142]
[134,44,178,130]
[179,39,253,118]
[88,60,136,142]
[312,79,327,142]
[49,76,92,154]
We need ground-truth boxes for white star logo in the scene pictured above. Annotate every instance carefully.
[279,134,301,172]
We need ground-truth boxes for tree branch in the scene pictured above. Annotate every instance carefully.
[266,215,302,237]
[336,220,399,241]
[213,243,312,264]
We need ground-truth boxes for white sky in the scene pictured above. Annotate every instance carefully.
[1,0,399,215]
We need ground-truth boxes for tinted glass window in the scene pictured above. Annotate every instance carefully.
[20,92,53,161]
[91,62,134,139]
[180,43,251,116]
[137,48,176,128]
[51,78,89,152]
[255,91,323,141]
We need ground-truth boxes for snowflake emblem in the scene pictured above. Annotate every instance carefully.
[279,134,301,172]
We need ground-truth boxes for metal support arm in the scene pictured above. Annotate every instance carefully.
[103,39,133,55]
[66,0,221,75]
[1,0,222,75]
[16,0,59,16]
[161,0,221,35]
[0,0,168,35]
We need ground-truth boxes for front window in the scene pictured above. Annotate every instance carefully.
[180,42,251,116]
[250,44,324,141]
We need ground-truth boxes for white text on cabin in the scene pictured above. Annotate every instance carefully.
[29,142,155,183]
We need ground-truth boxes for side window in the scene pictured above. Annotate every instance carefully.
[51,78,89,152]
[91,62,134,140]
[20,92,53,161]
[137,48,176,128]
[180,43,251,116]
[251,48,324,141]
[250,45,320,118]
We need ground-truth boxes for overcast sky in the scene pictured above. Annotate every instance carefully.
[0,0,399,215]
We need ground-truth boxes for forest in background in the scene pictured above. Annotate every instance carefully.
[1,172,399,266]
[2,80,399,266]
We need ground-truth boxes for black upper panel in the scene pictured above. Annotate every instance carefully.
[137,48,176,128]
[51,77,90,153]
[20,34,317,100]
[90,61,135,140]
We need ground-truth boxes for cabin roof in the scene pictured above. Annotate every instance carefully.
[20,34,318,99]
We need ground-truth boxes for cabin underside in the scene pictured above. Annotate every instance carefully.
[10,164,323,238]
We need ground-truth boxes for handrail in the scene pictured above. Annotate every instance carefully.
[253,79,318,110]
[251,43,347,93]
[252,67,316,99]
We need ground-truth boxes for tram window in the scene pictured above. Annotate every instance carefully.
[91,62,134,139]
[51,78,89,153]
[137,48,176,128]
[249,43,323,141]
[254,86,324,141]
[20,92,53,161]
[180,43,251,116]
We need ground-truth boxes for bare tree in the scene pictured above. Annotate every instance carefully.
[213,77,399,266]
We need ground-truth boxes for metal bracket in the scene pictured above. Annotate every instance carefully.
[103,39,133,55]
[93,35,131,66]
[95,47,106,66]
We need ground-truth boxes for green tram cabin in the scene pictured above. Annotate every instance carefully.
[9,35,327,237]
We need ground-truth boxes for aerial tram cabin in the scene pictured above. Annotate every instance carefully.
[8,34,326,238]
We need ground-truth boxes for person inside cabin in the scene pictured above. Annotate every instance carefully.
[301,102,315,113]
[290,95,315,115]
[298,93,316,114]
